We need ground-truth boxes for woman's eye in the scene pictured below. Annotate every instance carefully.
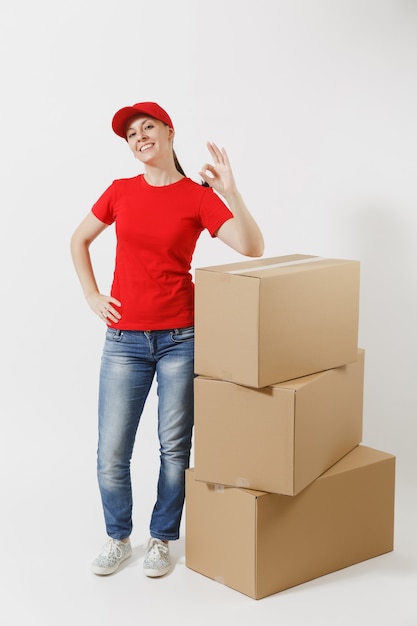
[145,124,153,130]
[128,132,136,139]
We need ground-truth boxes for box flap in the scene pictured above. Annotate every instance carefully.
[197,255,359,279]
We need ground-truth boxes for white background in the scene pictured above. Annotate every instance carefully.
[1,1,416,624]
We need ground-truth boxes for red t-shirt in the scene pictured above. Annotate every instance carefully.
[91,175,233,330]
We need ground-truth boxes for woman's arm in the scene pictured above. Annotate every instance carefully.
[199,142,264,257]
[70,212,121,325]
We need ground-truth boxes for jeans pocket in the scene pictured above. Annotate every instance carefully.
[106,328,124,342]
[170,326,195,343]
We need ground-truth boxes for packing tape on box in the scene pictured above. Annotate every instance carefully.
[214,575,225,585]
[215,479,249,490]
[226,256,325,274]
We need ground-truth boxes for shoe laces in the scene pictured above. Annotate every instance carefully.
[147,538,169,556]
[102,538,124,558]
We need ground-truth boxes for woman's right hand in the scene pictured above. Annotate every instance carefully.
[87,292,122,325]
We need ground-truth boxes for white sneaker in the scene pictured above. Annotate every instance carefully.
[91,538,132,575]
[143,538,171,577]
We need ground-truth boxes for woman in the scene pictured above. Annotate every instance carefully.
[70,101,264,578]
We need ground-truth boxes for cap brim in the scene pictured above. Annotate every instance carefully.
[112,107,148,138]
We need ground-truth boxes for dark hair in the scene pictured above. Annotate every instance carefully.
[173,150,186,176]
[173,149,209,187]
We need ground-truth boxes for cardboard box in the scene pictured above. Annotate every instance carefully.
[185,446,395,599]
[195,254,360,388]
[194,349,364,495]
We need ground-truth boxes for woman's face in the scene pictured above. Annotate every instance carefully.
[125,115,174,164]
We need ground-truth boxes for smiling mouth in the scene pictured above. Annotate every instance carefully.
[140,143,154,152]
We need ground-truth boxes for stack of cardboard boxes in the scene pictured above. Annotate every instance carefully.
[185,254,395,600]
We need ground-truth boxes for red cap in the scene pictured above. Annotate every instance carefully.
[112,102,174,139]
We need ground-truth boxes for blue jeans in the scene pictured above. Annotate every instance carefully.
[97,327,194,541]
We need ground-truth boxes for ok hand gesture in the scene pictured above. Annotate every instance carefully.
[199,142,238,199]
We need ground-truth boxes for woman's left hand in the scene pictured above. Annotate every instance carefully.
[199,142,238,198]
